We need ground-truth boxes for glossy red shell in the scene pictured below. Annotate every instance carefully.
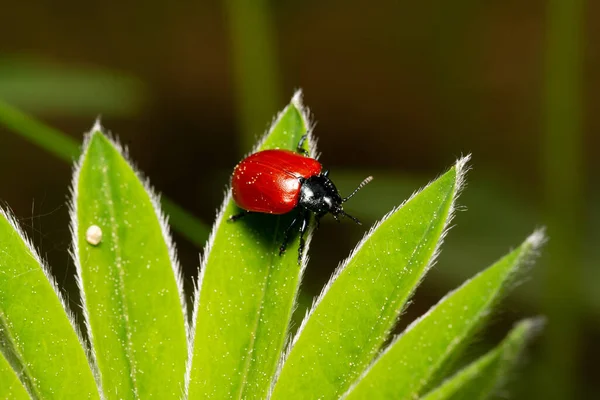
[231,149,322,214]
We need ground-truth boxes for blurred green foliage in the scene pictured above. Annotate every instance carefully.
[539,0,586,399]
[0,56,146,116]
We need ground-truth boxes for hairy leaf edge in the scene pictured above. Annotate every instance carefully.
[340,228,546,398]
[421,317,546,400]
[269,154,471,396]
[183,89,317,397]
[0,205,95,398]
[69,119,189,398]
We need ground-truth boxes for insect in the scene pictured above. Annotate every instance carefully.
[229,134,373,263]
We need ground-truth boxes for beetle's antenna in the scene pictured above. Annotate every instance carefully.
[340,210,362,225]
[343,176,373,202]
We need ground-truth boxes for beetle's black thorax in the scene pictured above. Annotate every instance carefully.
[298,175,343,215]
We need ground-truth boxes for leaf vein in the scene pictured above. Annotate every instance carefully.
[96,145,139,399]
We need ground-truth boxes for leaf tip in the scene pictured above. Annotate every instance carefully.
[79,119,112,159]
[454,153,472,193]
[518,316,547,338]
[455,152,471,172]
[291,88,304,110]
[504,316,546,363]
[525,227,548,252]
[91,116,105,135]
[290,89,318,158]
[512,228,547,277]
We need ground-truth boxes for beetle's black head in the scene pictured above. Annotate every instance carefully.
[298,173,373,224]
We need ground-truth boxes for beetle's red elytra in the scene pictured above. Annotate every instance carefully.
[229,134,372,263]
[232,149,322,215]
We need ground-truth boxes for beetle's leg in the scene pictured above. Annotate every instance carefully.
[321,169,329,177]
[279,213,300,256]
[297,211,310,264]
[315,211,327,230]
[296,134,309,156]
[228,210,250,222]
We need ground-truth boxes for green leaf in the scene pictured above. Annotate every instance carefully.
[344,230,546,400]
[187,91,313,399]
[0,208,100,399]
[72,125,188,399]
[271,156,469,399]
[420,318,545,400]
[0,340,31,399]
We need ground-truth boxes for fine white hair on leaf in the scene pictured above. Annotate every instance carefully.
[244,89,318,160]
[183,264,201,398]
[139,173,189,331]
[291,89,320,160]
[341,227,547,398]
[187,91,318,398]
[68,121,106,398]
[247,96,293,156]
[244,88,318,275]
[523,227,547,255]
[0,204,101,398]
[85,126,191,325]
[258,90,321,396]
[70,121,190,398]
[278,88,318,349]
[183,187,231,397]
[91,116,103,136]
[267,214,316,397]
[270,154,472,394]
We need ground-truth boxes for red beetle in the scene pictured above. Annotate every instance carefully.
[229,135,372,262]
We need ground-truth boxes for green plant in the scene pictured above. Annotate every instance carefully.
[0,91,544,399]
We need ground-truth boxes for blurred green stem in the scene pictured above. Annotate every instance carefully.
[0,99,210,247]
[224,0,282,155]
[541,0,585,399]
[0,99,80,162]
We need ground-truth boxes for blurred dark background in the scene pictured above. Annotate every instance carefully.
[0,1,597,399]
